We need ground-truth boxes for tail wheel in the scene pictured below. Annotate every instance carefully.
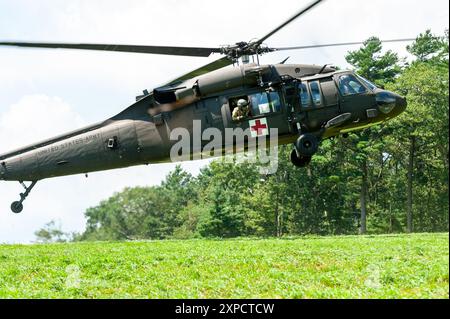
[295,133,319,157]
[291,149,312,168]
[11,201,24,214]
[9,181,37,214]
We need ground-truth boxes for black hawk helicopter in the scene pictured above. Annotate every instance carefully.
[0,0,410,213]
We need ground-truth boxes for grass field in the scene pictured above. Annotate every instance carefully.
[0,233,448,299]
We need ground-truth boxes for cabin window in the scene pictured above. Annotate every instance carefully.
[249,92,281,116]
[338,74,368,96]
[298,83,311,107]
[309,81,322,106]
[229,92,281,121]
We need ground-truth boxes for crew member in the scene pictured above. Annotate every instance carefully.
[232,98,250,121]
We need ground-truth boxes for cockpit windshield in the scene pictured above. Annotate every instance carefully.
[356,74,378,91]
[338,74,368,96]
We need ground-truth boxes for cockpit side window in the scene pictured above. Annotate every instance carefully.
[338,74,368,96]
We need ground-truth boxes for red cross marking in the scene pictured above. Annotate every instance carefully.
[251,119,268,136]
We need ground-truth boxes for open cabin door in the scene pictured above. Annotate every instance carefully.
[225,89,291,141]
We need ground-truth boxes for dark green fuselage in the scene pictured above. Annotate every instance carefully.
[0,63,406,182]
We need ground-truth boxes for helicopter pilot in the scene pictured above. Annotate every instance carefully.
[338,74,367,96]
[232,98,250,121]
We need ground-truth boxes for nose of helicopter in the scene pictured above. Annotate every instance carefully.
[396,95,407,113]
[375,90,407,118]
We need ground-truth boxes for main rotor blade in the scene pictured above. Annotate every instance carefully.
[164,57,233,86]
[256,0,324,45]
[274,38,417,52]
[0,41,222,57]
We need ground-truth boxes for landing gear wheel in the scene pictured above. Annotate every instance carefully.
[295,133,319,157]
[291,149,312,168]
[9,181,37,214]
[11,201,24,214]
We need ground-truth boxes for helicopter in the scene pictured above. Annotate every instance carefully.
[0,0,410,214]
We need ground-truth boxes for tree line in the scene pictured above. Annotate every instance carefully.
[36,30,449,242]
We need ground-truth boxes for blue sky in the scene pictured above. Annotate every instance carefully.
[0,0,448,243]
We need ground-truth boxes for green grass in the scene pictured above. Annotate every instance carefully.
[0,233,448,299]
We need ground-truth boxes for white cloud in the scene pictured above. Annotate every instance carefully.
[0,94,85,152]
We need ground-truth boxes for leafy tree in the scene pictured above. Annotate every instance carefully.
[80,186,177,240]
[387,61,449,232]
[195,160,260,237]
[173,203,209,239]
[35,220,68,243]
[346,37,403,86]
[344,37,404,233]
[161,165,196,208]
[407,30,447,63]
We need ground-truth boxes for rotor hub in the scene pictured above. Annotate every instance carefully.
[220,42,275,61]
